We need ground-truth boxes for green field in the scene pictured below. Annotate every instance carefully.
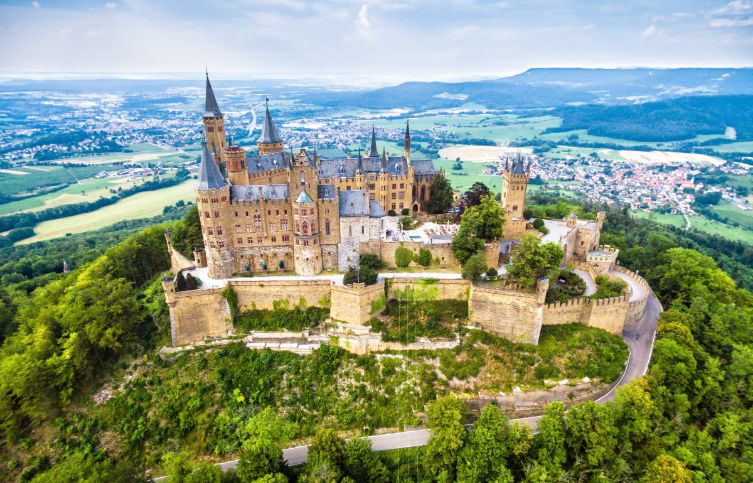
[0,175,170,215]
[43,143,197,166]
[18,179,196,244]
[633,210,753,244]
[704,141,753,153]
[434,158,502,193]
[708,201,753,230]
[0,165,118,197]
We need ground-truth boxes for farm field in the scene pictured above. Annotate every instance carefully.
[439,145,533,162]
[43,144,198,166]
[708,201,753,230]
[18,179,196,244]
[633,210,753,244]
[704,141,753,153]
[0,174,167,215]
[0,164,118,197]
[617,149,723,166]
[433,157,502,193]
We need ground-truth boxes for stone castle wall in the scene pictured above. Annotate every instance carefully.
[543,295,629,334]
[330,282,386,325]
[388,277,470,301]
[164,283,233,346]
[230,279,332,311]
[614,266,651,324]
[469,281,546,345]
[365,240,499,270]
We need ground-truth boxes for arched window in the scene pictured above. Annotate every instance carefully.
[302,222,308,235]
[300,170,306,185]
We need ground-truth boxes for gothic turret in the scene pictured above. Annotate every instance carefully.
[258,97,284,155]
[404,119,411,163]
[292,189,323,276]
[202,71,226,166]
[368,125,379,158]
[501,152,530,241]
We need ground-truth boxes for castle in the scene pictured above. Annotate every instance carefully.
[161,74,652,350]
[195,73,435,279]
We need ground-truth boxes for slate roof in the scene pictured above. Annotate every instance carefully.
[317,184,336,200]
[295,190,314,204]
[369,200,386,218]
[231,184,289,201]
[510,153,528,175]
[259,99,282,143]
[246,152,289,174]
[339,190,369,217]
[368,126,379,158]
[411,159,435,176]
[197,141,228,190]
[204,73,222,118]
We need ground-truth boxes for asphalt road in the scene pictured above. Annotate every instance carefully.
[154,278,662,480]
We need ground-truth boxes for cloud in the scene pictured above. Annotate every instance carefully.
[714,0,751,14]
[710,0,752,28]
[357,3,371,29]
[104,2,117,9]
[640,24,659,38]
[711,17,753,26]
[31,1,40,9]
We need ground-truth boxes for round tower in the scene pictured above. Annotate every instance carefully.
[292,189,323,276]
[225,144,249,185]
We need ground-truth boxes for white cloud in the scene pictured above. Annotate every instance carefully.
[711,17,753,27]
[358,3,371,29]
[31,1,40,9]
[641,24,659,38]
[714,0,751,14]
[104,2,117,9]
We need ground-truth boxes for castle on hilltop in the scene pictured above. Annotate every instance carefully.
[195,73,436,279]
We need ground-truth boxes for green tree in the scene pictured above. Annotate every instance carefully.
[463,182,491,208]
[236,408,296,481]
[343,265,378,286]
[462,253,487,283]
[424,396,467,481]
[451,194,504,264]
[456,404,515,482]
[641,454,693,483]
[342,437,389,482]
[425,171,454,214]
[507,234,564,289]
[395,245,414,268]
[417,248,432,267]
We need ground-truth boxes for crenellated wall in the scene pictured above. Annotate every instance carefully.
[614,265,651,324]
[543,295,629,334]
[163,280,233,346]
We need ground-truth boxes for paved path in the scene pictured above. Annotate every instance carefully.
[573,269,596,296]
[610,270,645,302]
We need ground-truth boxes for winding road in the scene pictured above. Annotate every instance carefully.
[153,273,660,479]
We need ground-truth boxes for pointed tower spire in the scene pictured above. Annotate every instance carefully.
[204,71,222,118]
[404,119,411,163]
[198,139,228,190]
[368,125,379,157]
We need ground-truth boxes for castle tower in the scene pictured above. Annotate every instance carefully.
[566,211,577,228]
[289,148,318,193]
[501,152,530,240]
[404,119,411,163]
[292,189,323,276]
[225,137,249,185]
[203,71,226,167]
[258,98,284,155]
[195,139,233,279]
[368,125,379,158]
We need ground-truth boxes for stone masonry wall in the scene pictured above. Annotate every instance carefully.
[387,277,470,301]
[330,282,386,325]
[368,240,499,270]
[543,295,629,334]
[614,266,651,324]
[230,279,332,311]
[469,283,543,344]
[165,285,232,346]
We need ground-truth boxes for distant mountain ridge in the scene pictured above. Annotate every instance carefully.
[309,67,753,110]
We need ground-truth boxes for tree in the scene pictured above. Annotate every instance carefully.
[451,194,504,265]
[507,234,564,289]
[462,253,487,283]
[343,437,389,482]
[456,404,515,482]
[641,454,693,483]
[450,221,484,265]
[425,171,454,214]
[395,245,414,268]
[236,408,296,481]
[309,428,346,469]
[417,248,432,267]
[424,396,467,481]
[463,182,491,208]
[343,265,378,286]
[359,254,386,270]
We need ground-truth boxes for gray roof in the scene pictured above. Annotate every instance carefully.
[204,73,222,118]
[339,190,369,217]
[368,126,379,158]
[511,153,528,175]
[411,159,435,176]
[369,200,386,218]
[231,184,289,201]
[247,152,289,174]
[317,184,336,200]
[295,190,314,204]
[197,141,228,190]
[318,155,424,178]
[259,99,282,144]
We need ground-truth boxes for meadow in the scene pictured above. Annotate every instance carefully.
[633,210,753,244]
[18,179,195,244]
[0,164,116,197]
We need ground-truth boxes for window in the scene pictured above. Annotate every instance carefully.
[392,183,396,189]
[392,193,396,200]
[246,224,252,233]
[256,227,262,234]
[210,241,215,248]
[245,211,249,217]
[303,240,309,246]
[218,241,225,248]
[392,203,396,210]
[302,222,309,235]
[216,227,223,235]
[235,225,241,233]
[282,234,290,242]
[271,235,276,242]
[346,185,351,190]
[257,236,262,244]
[281,219,288,231]
[361,226,365,235]
[234,212,238,217]
[294,208,299,216]
[247,237,253,244]
[313,238,317,245]
[205,211,210,219]
[238,237,243,244]
[208,227,213,235]
[400,183,404,189]
[399,191,405,199]
[325,220,331,236]
[214,211,220,218]
[270,223,276,232]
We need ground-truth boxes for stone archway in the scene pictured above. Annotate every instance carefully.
[413,202,419,213]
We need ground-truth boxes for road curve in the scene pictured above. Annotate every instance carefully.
[153,284,661,480]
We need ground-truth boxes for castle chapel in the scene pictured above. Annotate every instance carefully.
[196,74,436,279]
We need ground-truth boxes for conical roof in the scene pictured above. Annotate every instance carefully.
[204,72,222,118]
[197,140,228,190]
[368,125,379,157]
[295,189,314,204]
[260,98,282,143]
[511,152,527,175]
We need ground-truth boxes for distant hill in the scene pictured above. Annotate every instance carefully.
[307,68,753,111]
[546,95,753,142]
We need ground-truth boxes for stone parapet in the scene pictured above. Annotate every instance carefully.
[330,282,386,326]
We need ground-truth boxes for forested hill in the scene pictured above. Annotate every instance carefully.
[307,67,753,110]
[545,95,753,142]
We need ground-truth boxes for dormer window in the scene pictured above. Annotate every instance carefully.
[324,188,329,197]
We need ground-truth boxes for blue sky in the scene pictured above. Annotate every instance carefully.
[0,0,752,83]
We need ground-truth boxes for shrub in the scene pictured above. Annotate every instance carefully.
[486,267,498,278]
[387,209,397,216]
[462,253,487,282]
[417,248,432,267]
[399,216,414,230]
[343,265,378,286]
[359,254,386,270]
[401,208,410,216]
[395,246,414,268]
[532,218,545,229]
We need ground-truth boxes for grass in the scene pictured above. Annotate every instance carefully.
[704,141,753,153]
[0,165,118,197]
[18,179,196,244]
[633,210,753,244]
[44,144,193,166]
[0,174,171,215]
[708,201,753,230]
[434,158,502,193]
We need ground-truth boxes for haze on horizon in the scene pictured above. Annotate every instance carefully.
[1,0,753,84]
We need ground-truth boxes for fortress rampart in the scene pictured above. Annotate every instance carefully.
[361,240,499,270]
[614,265,651,324]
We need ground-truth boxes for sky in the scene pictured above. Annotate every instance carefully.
[1,0,752,84]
